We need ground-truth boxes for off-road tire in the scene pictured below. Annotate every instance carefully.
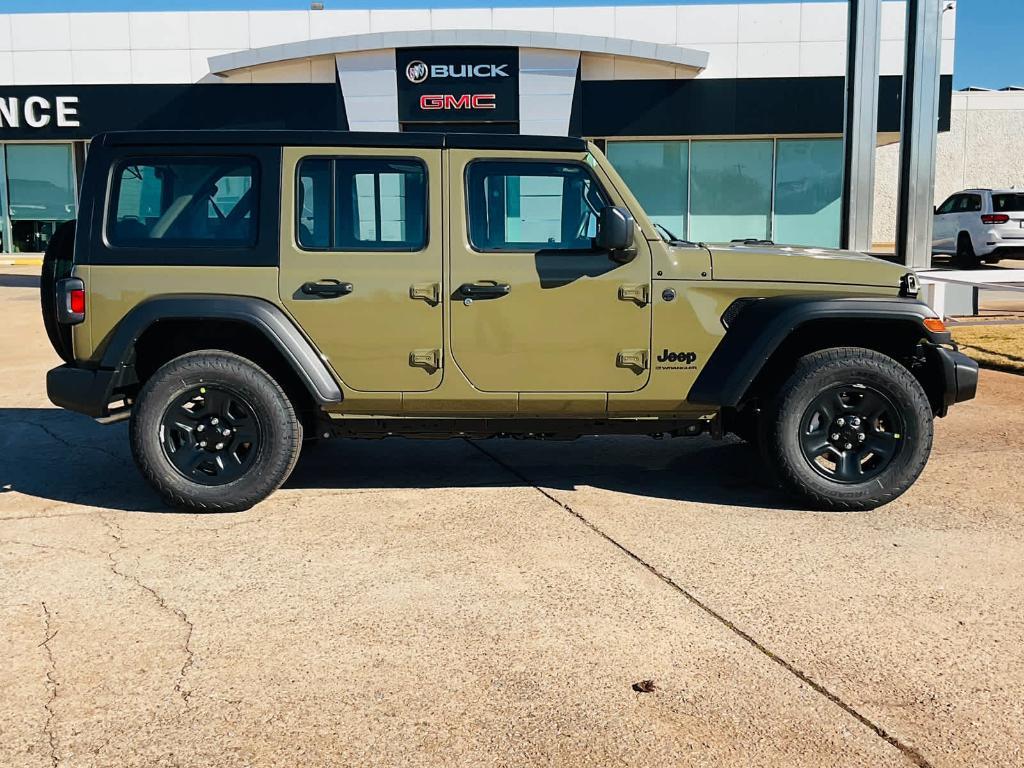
[953,232,980,268]
[130,350,302,512]
[759,347,933,511]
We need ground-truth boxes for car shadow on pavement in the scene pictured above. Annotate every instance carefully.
[0,407,793,513]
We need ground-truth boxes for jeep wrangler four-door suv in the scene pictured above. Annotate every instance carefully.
[42,130,978,513]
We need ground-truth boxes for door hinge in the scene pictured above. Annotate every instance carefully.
[618,283,649,306]
[616,349,648,372]
[410,282,440,304]
[409,348,441,372]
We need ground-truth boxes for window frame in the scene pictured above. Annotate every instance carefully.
[104,154,261,251]
[294,155,429,254]
[463,158,611,254]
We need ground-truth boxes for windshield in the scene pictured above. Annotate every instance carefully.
[993,193,1024,213]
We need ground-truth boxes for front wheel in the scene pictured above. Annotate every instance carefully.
[760,347,933,511]
[130,351,302,512]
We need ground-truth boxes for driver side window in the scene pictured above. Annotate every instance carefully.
[466,161,608,252]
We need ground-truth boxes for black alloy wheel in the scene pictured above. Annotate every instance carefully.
[798,383,905,484]
[160,385,263,486]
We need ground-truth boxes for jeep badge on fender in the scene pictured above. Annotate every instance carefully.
[656,349,697,365]
[41,129,977,514]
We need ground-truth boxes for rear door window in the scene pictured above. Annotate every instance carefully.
[296,157,427,251]
[109,157,258,247]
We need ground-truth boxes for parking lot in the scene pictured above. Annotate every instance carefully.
[1,264,1022,767]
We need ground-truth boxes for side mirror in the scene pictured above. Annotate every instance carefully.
[595,206,636,262]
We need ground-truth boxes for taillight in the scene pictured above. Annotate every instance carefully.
[55,277,85,325]
[69,289,85,314]
[982,213,1010,224]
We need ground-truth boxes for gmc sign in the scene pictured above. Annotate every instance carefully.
[419,93,496,110]
[396,46,518,126]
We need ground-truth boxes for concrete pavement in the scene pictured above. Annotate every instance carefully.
[1,266,1022,767]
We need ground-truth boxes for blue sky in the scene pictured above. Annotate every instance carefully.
[0,0,1018,90]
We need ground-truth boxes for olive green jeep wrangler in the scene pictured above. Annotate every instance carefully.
[42,130,977,512]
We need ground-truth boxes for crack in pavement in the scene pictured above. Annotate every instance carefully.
[40,602,59,768]
[6,419,123,463]
[102,517,196,709]
[466,439,934,768]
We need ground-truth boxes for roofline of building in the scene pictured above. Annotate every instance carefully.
[207,28,710,76]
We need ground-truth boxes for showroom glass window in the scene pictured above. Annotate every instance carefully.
[466,161,607,251]
[773,138,843,248]
[606,141,688,240]
[297,157,426,251]
[689,140,774,243]
[3,144,77,253]
[109,157,257,247]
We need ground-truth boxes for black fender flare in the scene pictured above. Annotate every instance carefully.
[98,294,342,404]
[686,295,950,408]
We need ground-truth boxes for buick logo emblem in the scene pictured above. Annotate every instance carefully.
[405,60,428,84]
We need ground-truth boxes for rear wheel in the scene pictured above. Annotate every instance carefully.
[953,232,980,268]
[760,347,933,511]
[130,350,302,512]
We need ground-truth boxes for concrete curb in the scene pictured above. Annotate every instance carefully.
[0,258,43,266]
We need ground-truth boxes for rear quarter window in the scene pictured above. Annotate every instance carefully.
[107,157,258,248]
[993,193,1024,213]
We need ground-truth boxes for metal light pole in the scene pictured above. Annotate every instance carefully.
[840,0,882,253]
[895,0,946,269]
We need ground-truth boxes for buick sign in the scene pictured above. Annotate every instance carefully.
[405,60,429,84]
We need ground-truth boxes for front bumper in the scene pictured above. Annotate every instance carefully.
[928,345,979,412]
[46,364,119,418]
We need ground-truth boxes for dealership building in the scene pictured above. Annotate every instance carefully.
[0,2,971,255]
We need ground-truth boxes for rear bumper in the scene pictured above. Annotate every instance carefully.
[928,345,978,412]
[981,245,1024,260]
[46,364,118,419]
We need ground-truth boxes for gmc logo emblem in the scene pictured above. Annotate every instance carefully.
[419,93,496,110]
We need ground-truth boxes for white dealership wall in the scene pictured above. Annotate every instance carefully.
[0,3,956,85]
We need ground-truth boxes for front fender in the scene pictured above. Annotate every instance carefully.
[686,295,950,408]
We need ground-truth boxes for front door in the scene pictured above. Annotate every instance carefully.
[933,194,959,253]
[447,150,652,393]
[279,146,443,392]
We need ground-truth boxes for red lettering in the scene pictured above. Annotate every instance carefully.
[418,93,498,111]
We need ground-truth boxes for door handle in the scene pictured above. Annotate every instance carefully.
[458,282,511,300]
[300,279,353,298]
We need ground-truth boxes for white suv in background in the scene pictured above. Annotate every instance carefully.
[933,188,1024,266]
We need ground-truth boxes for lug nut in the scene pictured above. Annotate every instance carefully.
[198,440,207,448]
[215,442,225,450]
[858,433,866,441]
[836,417,845,426]
[831,433,840,441]
[844,442,853,450]
[197,424,205,432]
[211,417,219,426]
[222,428,231,437]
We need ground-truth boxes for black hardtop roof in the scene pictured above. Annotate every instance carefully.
[96,130,588,152]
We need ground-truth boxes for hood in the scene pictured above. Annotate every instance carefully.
[707,243,908,289]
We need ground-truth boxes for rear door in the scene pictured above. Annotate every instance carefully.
[447,150,652,393]
[279,146,443,392]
